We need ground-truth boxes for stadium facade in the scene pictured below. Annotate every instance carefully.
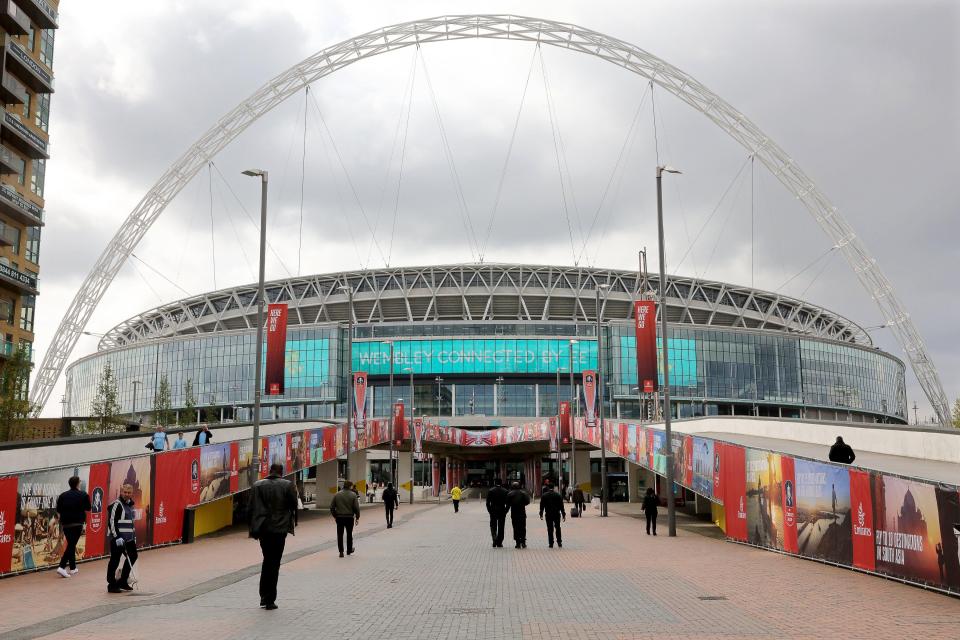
[64,264,907,425]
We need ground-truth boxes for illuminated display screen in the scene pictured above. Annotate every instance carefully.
[618,336,698,387]
[352,339,598,375]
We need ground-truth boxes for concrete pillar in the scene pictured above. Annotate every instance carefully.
[627,461,642,503]
[347,449,366,492]
[573,449,591,494]
[314,460,338,509]
[398,452,413,502]
[445,456,451,493]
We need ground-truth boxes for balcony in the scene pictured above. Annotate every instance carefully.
[4,37,54,94]
[0,221,18,246]
[0,259,36,294]
[0,184,42,226]
[0,144,19,174]
[16,0,56,30]
[1,111,47,159]
[0,1,29,36]
[0,71,27,105]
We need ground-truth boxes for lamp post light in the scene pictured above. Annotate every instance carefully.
[569,339,577,492]
[404,367,414,504]
[242,168,268,488]
[555,365,565,489]
[596,282,609,516]
[657,164,681,537]
[385,340,395,485]
[339,283,355,484]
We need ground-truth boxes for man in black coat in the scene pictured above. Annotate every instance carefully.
[486,479,509,548]
[249,463,298,610]
[828,436,856,464]
[55,476,91,578]
[539,485,566,548]
[506,482,531,549]
[382,482,399,528]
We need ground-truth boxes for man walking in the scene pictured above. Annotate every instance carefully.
[572,485,587,517]
[172,432,188,449]
[451,485,462,513]
[149,426,169,453]
[486,479,509,548]
[828,436,856,464]
[249,463,297,610]
[105,484,138,593]
[55,476,91,578]
[507,482,530,549]
[192,424,213,446]
[382,482,399,528]
[331,480,361,557]
[539,484,566,548]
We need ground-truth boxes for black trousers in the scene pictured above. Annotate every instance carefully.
[511,514,526,544]
[258,532,286,605]
[385,506,395,526]
[59,526,82,570]
[453,500,460,513]
[336,516,355,553]
[545,513,562,545]
[645,511,657,535]
[574,500,585,515]
[489,512,506,544]
[106,539,138,586]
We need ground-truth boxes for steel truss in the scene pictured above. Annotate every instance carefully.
[30,15,949,423]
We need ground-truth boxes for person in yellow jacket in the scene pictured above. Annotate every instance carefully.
[450,485,462,513]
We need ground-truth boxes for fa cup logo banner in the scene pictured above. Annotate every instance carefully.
[413,417,424,455]
[353,372,368,424]
[582,370,597,427]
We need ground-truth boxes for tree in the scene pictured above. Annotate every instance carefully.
[952,398,960,429]
[91,362,122,434]
[0,344,34,440]
[182,378,196,425]
[153,374,174,427]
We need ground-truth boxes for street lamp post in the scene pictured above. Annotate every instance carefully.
[340,283,355,484]
[596,283,609,516]
[555,365,563,489]
[242,168,268,488]
[435,376,444,417]
[405,367,414,504]
[569,339,577,492]
[657,164,681,537]
[386,340,395,485]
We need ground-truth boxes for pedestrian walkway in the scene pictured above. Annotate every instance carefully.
[2,498,958,640]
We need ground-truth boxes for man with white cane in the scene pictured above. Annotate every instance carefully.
[106,484,139,593]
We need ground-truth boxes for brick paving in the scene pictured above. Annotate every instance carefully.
[2,497,958,640]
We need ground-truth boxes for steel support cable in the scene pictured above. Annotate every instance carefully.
[539,49,579,265]
[298,87,309,276]
[386,52,418,268]
[799,248,836,299]
[776,245,837,293]
[306,89,389,266]
[174,170,208,283]
[478,43,540,264]
[127,256,165,304]
[211,175,256,281]
[673,155,753,274]
[30,16,948,423]
[208,163,294,277]
[576,83,650,266]
[699,166,751,276]
[418,46,481,262]
[129,253,191,296]
[208,163,217,290]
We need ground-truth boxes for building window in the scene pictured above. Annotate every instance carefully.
[25,227,39,263]
[30,159,44,197]
[39,29,55,67]
[26,25,35,51]
[13,155,26,185]
[7,224,21,255]
[19,295,35,332]
[18,339,31,361]
[22,92,31,120]
[34,93,50,133]
[0,297,14,325]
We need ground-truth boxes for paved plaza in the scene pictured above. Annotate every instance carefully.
[2,499,958,640]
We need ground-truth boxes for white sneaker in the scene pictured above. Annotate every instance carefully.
[56,567,70,578]
[70,568,79,575]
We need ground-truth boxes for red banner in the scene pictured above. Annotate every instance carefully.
[647,429,655,469]
[322,428,338,462]
[780,456,798,554]
[723,444,747,541]
[153,449,201,545]
[285,432,294,474]
[353,372,368,424]
[265,303,288,395]
[413,417,424,456]
[582,370,597,427]
[259,437,270,478]
[684,435,694,487]
[393,401,405,447]
[712,443,723,499]
[85,462,110,558]
[0,476,17,573]
[559,401,571,445]
[549,418,558,452]
[849,469,875,571]
[229,442,240,493]
[633,300,658,391]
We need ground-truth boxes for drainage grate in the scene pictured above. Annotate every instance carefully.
[444,607,495,615]
[698,596,728,601]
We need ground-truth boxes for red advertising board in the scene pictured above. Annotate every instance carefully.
[0,476,17,573]
[849,469,876,571]
[285,432,294,474]
[229,442,240,493]
[322,428,337,462]
[684,435,694,487]
[633,301,658,391]
[85,462,111,558]
[153,449,201,545]
[712,443,723,500]
[582,370,597,427]
[723,444,748,541]
[647,429,655,469]
[265,303,288,395]
[559,401,571,445]
[642,379,654,393]
[780,456,798,554]
[393,401,405,447]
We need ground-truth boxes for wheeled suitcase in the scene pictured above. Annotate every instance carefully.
[571,507,581,518]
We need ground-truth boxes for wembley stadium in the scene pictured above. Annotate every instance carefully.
[64,263,907,425]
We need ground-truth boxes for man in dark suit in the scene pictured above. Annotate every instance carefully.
[506,482,531,549]
[249,463,298,610]
[382,482,399,528]
[486,478,509,548]
[539,485,566,548]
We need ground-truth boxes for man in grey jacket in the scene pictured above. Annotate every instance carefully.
[249,463,298,610]
[331,480,361,557]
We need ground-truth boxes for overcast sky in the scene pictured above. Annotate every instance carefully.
[35,0,958,420]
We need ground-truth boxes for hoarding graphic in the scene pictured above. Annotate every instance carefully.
[633,300,658,390]
[264,303,288,395]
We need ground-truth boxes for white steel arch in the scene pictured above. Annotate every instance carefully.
[31,15,950,424]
